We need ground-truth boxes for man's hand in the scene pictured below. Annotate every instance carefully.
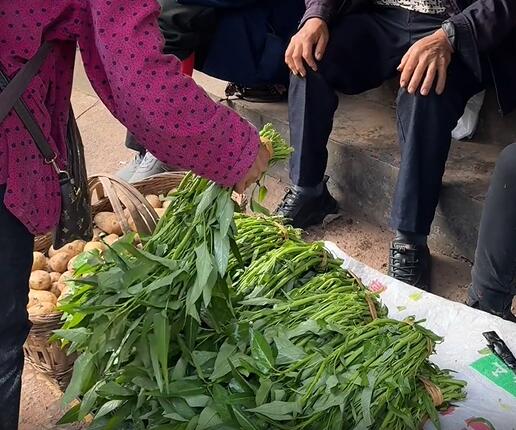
[398,29,453,96]
[285,18,329,77]
[234,144,271,194]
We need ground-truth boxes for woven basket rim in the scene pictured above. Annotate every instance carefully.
[29,312,63,324]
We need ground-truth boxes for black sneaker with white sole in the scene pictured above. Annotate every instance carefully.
[275,181,338,229]
[388,242,432,291]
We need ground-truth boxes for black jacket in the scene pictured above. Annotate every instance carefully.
[303,0,516,114]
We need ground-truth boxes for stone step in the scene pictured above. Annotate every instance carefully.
[195,72,508,261]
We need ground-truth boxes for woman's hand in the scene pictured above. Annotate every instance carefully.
[285,18,329,78]
[234,144,271,194]
[398,29,453,96]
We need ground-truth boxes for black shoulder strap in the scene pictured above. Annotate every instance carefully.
[0,42,57,163]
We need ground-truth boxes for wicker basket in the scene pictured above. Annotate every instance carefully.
[27,172,192,388]
[24,314,76,389]
[27,171,245,388]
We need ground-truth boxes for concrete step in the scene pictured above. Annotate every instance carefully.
[195,73,508,261]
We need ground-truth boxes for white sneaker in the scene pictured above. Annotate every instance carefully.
[116,152,145,182]
[128,152,172,183]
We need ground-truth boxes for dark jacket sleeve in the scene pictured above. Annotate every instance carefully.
[450,0,516,80]
[301,0,339,26]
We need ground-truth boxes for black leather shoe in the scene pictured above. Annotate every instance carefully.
[275,181,338,229]
[388,242,431,291]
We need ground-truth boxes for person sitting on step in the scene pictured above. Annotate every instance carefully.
[275,0,516,291]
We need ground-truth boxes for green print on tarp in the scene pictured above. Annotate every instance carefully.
[470,354,516,397]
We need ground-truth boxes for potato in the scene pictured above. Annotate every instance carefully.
[162,200,171,209]
[48,252,72,273]
[49,240,85,258]
[32,252,47,272]
[49,272,61,283]
[58,271,74,285]
[123,209,137,232]
[155,208,166,219]
[104,234,119,246]
[69,240,86,256]
[28,290,57,307]
[57,271,74,292]
[145,194,162,209]
[61,285,71,297]
[28,302,56,317]
[67,255,78,272]
[94,212,122,235]
[50,283,61,298]
[92,228,103,241]
[48,245,58,258]
[127,216,137,232]
[57,285,71,306]
[84,241,107,253]
[29,270,52,291]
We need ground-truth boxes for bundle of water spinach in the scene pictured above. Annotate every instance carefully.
[55,125,292,428]
[210,254,465,430]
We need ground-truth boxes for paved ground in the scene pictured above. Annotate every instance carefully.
[19,60,508,428]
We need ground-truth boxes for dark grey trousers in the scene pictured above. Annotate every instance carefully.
[288,6,483,235]
[470,144,516,316]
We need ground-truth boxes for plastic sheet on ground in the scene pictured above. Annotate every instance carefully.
[325,241,516,430]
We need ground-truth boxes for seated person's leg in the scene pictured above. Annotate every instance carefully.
[205,0,306,102]
[468,144,516,322]
[388,13,484,290]
[277,8,410,228]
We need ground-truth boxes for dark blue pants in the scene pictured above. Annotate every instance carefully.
[288,7,483,235]
[0,185,33,429]
[470,144,516,316]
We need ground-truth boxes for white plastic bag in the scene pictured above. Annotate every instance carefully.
[452,91,486,141]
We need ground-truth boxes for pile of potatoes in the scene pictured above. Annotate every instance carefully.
[28,194,169,319]
[28,240,85,318]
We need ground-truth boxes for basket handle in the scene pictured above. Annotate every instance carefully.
[99,174,160,234]
[88,174,159,237]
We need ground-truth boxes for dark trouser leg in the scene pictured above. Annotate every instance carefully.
[125,132,145,154]
[0,186,34,430]
[391,61,482,235]
[470,144,516,316]
[289,71,338,187]
[288,7,412,187]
